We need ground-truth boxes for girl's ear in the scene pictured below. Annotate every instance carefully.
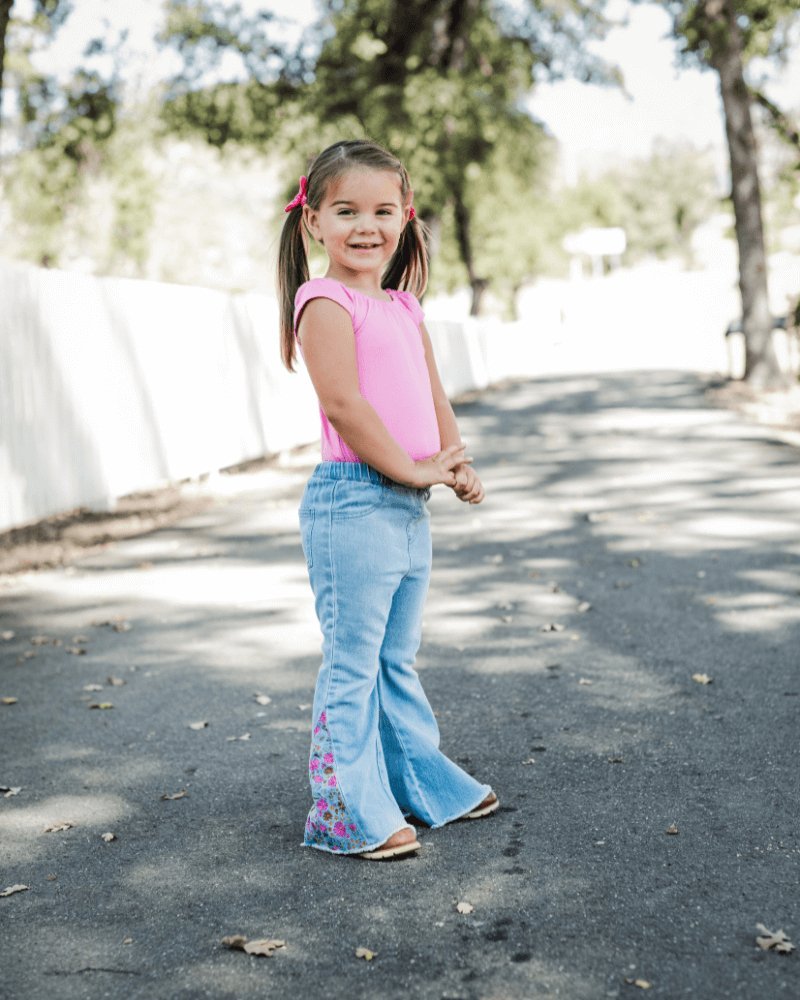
[405,191,414,223]
[303,204,321,242]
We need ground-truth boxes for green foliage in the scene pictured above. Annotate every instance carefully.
[558,143,719,265]
[663,0,800,67]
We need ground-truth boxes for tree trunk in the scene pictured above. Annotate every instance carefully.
[0,0,13,131]
[712,1,784,388]
[453,185,487,316]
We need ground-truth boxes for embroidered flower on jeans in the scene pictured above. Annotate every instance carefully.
[304,710,369,853]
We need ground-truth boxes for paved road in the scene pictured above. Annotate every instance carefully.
[1,370,799,1000]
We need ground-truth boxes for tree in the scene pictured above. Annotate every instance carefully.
[664,0,800,388]
[0,0,71,131]
[159,0,615,315]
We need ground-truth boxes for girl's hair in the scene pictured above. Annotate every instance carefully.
[277,139,429,371]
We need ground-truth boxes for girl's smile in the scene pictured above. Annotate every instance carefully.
[304,168,412,291]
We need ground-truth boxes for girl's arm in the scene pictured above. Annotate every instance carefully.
[299,299,466,488]
[420,321,485,504]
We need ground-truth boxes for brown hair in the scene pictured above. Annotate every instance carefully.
[277,139,429,371]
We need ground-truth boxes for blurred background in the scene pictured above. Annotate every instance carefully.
[1,0,799,532]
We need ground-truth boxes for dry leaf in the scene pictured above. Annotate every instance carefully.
[43,821,73,833]
[244,939,285,956]
[0,884,28,897]
[577,601,592,613]
[30,635,51,646]
[122,937,133,945]
[355,947,377,961]
[628,558,642,568]
[485,554,504,564]
[107,676,126,687]
[226,733,251,742]
[66,646,86,655]
[188,721,208,730]
[692,673,713,685]
[297,703,311,710]
[83,683,103,692]
[500,615,513,624]
[93,617,132,632]
[100,832,116,842]
[1,786,22,797]
[254,694,272,706]
[161,790,188,801]
[540,623,565,632]
[46,874,57,881]
[607,756,624,764]
[665,824,679,835]
[1,697,18,705]
[521,758,536,765]
[72,635,89,643]
[88,702,114,710]
[1,631,15,641]
[755,923,795,954]
[222,935,285,957]
[578,678,593,686]
[456,901,475,914]
[624,978,652,989]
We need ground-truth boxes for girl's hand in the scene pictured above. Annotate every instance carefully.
[411,444,470,488]
[452,464,485,504]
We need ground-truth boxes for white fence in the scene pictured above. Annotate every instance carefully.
[0,261,547,532]
[2,256,796,533]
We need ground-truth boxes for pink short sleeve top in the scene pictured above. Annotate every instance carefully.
[294,278,441,463]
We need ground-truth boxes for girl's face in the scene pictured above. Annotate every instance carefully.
[304,168,412,285]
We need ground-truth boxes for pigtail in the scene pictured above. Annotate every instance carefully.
[277,205,309,371]
[382,216,429,299]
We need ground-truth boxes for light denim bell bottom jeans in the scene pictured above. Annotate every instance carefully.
[298,462,491,854]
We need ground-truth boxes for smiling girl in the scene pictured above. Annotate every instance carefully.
[278,139,498,861]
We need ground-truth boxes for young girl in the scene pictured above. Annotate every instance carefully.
[278,139,498,860]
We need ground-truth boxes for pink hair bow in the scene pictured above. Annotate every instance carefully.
[284,176,308,212]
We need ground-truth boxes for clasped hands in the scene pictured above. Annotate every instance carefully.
[412,443,484,504]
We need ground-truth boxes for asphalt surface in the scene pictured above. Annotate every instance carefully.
[1,369,799,1000]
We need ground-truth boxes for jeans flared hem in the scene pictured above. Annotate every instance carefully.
[426,784,494,829]
[301,821,415,855]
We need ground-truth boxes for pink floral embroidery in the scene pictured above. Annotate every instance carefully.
[304,710,368,853]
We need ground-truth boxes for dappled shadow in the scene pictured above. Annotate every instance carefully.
[1,370,798,999]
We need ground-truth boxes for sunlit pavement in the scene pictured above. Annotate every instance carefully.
[1,369,798,999]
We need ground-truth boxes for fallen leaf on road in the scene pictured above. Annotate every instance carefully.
[30,635,52,645]
[222,935,286,957]
[1,631,15,640]
[65,646,86,655]
[1,785,22,797]
[254,695,272,706]
[107,676,126,687]
[88,702,114,710]
[0,884,28,897]
[692,673,713,685]
[100,832,116,842]
[540,623,565,632]
[355,947,377,961]
[500,616,513,624]
[628,558,642,568]
[665,824,679,835]
[578,678,593,686]
[456,901,475,914]
[624,978,652,989]
[1,697,18,705]
[46,874,57,881]
[161,790,188,801]
[226,733,251,742]
[755,923,794,954]
[607,756,624,764]
[521,758,536,765]
[93,617,132,633]
[577,601,592,613]
[297,703,312,710]
[72,635,89,643]
[83,684,103,692]
[188,721,208,730]
[122,937,133,944]
[484,554,504,564]
[43,821,73,833]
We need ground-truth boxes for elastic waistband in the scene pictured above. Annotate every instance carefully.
[312,462,430,498]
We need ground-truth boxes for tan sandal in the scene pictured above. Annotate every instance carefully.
[462,792,499,820]
[357,828,421,861]
[358,838,421,861]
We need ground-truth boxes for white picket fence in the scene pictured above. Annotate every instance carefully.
[0,261,545,532]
